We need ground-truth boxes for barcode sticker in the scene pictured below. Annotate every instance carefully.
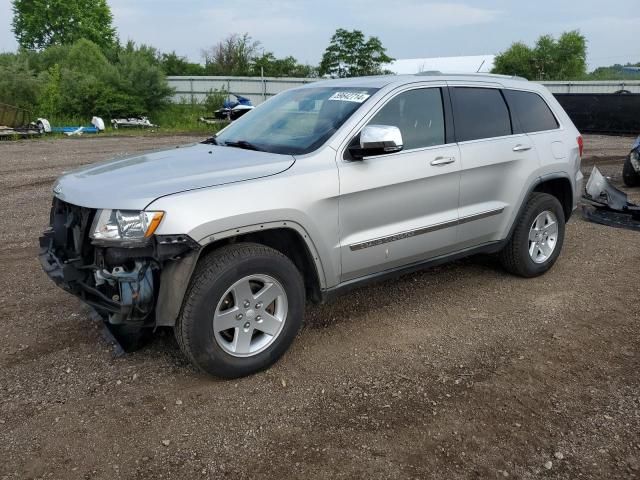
[328,91,371,103]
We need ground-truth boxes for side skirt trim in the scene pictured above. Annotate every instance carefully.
[348,207,504,251]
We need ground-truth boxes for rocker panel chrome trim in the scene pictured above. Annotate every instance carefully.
[348,207,505,251]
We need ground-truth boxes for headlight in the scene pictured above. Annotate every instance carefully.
[90,210,165,242]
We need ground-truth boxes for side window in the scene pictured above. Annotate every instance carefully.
[368,88,445,150]
[452,87,512,142]
[504,90,559,133]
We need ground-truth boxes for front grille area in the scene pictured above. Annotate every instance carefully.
[47,198,96,265]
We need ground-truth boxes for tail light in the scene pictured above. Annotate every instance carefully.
[577,135,584,157]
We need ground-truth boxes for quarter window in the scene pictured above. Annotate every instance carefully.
[368,88,445,150]
[452,87,512,142]
[504,90,559,133]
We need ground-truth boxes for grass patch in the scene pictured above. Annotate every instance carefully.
[43,103,228,137]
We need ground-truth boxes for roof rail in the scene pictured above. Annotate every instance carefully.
[414,71,528,81]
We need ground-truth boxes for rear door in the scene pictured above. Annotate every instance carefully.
[450,85,540,247]
[502,89,566,168]
[337,85,461,282]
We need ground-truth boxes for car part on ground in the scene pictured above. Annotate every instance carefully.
[213,94,254,121]
[622,136,640,187]
[582,167,640,231]
[111,116,157,129]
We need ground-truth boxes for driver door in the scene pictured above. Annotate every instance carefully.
[337,86,461,282]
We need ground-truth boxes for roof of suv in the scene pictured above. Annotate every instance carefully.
[301,72,532,90]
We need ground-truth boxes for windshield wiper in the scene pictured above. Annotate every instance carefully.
[202,136,219,145]
[223,140,262,151]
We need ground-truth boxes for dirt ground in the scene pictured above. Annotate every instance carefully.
[1,134,639,480]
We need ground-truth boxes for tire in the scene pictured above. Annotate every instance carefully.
[499,192,566,278]
[623,154,640,187]
[175,243,305,378]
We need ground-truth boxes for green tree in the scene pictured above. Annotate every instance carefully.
[12,0,117,51]
[110,42,175,114]
[0,52,42,109]
[203,88,228,114]
[588,62,640,80]
[159,52,205,76]
[318,29,394,78]
[253,52,316,77]
[202,33,261,75]
[492,30,587,80]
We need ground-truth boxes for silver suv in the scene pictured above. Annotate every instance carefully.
[39,73,583,378]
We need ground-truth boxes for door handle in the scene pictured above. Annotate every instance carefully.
[431,156,455,166]
[513,144,532,152]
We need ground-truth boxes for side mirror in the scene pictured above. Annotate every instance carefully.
[349,125,403,160]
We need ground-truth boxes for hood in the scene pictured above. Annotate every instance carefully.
[53,143,295,210]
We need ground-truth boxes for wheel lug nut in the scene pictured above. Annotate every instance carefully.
[243,322,250,329]
[236,313,243,320]
[256,315,262,322]
[243,300,250,308]
[255,302,263,309]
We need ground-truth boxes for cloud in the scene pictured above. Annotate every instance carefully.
[201,5,317,39]
[354,1,502,29]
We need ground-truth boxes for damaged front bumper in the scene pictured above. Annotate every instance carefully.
[581,167,640,231]
[39,198,200,327]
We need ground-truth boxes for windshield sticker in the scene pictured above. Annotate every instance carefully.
[328,91,371,103]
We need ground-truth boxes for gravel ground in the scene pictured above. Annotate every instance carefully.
[1,134,639,480]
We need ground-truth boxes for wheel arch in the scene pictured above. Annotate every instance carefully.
[532,174,574,221]
[155,222,326,327]
[505,173,574,243]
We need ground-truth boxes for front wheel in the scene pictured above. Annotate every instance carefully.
[175,243,305,378]
[499,192,566,277]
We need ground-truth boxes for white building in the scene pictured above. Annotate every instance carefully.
[383,55,496,75]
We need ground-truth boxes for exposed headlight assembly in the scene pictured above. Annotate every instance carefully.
[90,210,164,243]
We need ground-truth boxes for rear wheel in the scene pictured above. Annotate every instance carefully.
[623,154,640,187]
[175,243,304,378]
[499,193,566,277]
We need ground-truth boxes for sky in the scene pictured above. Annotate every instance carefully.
[0,0,638,70]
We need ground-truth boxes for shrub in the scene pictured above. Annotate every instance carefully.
[203,88,228,114]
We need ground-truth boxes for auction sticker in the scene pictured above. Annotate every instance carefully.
[328,91,371,103]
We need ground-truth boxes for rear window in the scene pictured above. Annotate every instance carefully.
[452,87,512,142]
[504,90,559,133]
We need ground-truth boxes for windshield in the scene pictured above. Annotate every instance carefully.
[213,86,379,155]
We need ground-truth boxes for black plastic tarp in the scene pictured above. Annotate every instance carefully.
[553,93,640,135]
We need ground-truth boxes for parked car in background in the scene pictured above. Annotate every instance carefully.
[39,73,583,378]
[623,136,640,187]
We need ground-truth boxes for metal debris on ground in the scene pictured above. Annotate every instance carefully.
[582,166,640,231]
[111,116,157,129]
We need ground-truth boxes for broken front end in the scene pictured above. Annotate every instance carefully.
[38,198,199,339]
